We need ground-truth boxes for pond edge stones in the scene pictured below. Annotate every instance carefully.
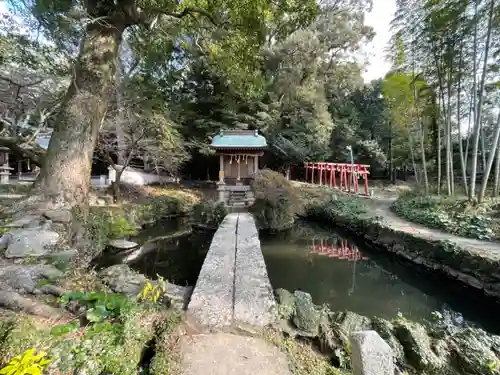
[350,330,394,375]
[187,213,276,330]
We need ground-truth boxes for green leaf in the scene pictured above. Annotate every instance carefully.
[50,320,79,337]
[86,305,109,322]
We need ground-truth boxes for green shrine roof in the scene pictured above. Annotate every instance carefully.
[210,130,267,149]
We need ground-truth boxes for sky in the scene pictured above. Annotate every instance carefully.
[361,0,397,82]
[0,0,396,82]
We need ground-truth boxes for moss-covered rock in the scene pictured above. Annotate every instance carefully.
[331,311,371,335]
[371,317,405,363]
[292,291,321,337]
[449,328,500,375]
[275,288,296,320]
[274,288,500,375]
[394,320,445,372]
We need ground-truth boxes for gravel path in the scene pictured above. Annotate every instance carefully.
[181,333,291,375]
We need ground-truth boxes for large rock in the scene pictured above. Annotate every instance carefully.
[99,264,192,309]
[4,215,42,228]
[371,317,405,363]
[45,249,78,265]
[292,291,320,336]
[275,288,295,320]
[42,209,72,223]
[449,328,500,375]
[331,311,372,335]
[0,263,63,293]
[99,264,147,295]
[3,228,60,258]
[350,330,394,375]
[394,320,445,372]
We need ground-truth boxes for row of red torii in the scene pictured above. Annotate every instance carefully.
[304,162,371,196]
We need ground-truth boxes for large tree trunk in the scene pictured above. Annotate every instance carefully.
[32,18,124,208]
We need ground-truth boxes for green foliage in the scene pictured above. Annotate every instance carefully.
[192,200,228,228]
[0,348,52,375]
[51,302,158,375]
[84,209,137,252]
[392,193,495,240]
[250,169,299,231]
[265,330,348,375]
[305,195,368,222]
[137,276,167,305]
[133,195,195,224]
[0,292,166,375]
[57,291,130,324]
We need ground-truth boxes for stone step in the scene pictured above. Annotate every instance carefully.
[228,202,246,207]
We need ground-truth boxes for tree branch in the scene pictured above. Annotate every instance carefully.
[0,136,45,166]
[149,6,218,26]
[0,75,45,88]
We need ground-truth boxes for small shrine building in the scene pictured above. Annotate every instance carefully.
[209,129,267,206]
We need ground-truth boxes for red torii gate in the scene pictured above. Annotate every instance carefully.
[304,162,370,196]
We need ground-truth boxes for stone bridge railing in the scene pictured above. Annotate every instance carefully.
[187,213,276,330]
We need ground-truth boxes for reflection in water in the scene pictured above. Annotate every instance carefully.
[260,221,498,330]
[309,239,369,261]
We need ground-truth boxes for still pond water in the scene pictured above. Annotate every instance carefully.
[98,218,500,333]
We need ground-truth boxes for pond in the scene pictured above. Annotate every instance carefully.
[260,221,500,333]
[96,219,212,287]
[96,218,500,334]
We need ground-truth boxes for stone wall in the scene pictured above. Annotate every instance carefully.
[187,213,276,330]
[108,165,176,186]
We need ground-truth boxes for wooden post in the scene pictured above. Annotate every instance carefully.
[254,155,259,174]
[237,155,241,182]
[219,154,224,182]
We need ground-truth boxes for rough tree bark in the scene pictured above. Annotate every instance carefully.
[32,6,124,209]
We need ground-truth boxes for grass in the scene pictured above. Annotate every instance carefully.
[263,328,350,375]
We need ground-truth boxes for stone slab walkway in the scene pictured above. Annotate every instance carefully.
[181,333,291,375]
[187,213,276,330]
[368,197,500,260]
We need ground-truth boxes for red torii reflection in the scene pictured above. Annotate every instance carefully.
[309,238,369,261]
[304,162,370,196]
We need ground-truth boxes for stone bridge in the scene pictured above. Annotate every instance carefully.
[187,212,277,330]
[186,212,394,375]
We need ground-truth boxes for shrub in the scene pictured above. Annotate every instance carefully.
[391,193,494,240]
[126,194,197,225]
[305,195,368,222]
[0,348,52,375]
[83,208,138,253]
[192,200,228,228]
[250,169,299,231]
